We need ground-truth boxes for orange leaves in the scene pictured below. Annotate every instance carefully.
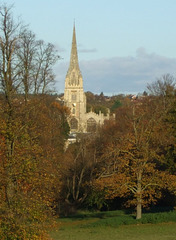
[162,173,176,194]
[95,173,129,199]
[0,94,69,238]
[51,101,70,115]
[93,95,176,217]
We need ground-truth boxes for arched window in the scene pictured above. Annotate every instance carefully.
[70,118,78,130]
[87,118,96,132]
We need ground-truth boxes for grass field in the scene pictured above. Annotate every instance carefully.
[49,210,176,240]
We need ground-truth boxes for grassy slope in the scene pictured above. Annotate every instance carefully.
[49,210,176,240]
[50,222,176,240]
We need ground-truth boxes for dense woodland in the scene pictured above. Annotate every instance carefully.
[0,4,176,240]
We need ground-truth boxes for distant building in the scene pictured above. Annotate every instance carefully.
[64,24,110,133]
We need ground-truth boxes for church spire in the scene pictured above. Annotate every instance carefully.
[65,23,83,87]
[69,23,80,71]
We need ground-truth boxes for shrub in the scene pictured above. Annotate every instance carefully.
[139,211,176,224]
[78,210,176,229]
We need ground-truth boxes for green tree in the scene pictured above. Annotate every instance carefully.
[110,99,122,112]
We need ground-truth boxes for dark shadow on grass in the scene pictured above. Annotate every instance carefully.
[60,209,135,221]
[143,206,174,213]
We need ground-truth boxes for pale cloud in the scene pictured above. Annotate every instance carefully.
[54,48,176,95]
[79,48,97,53]
[77,43,98,53]
[54,43,66,53]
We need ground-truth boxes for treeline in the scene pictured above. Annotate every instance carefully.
[85,91,144,115]
[86,91,123,115]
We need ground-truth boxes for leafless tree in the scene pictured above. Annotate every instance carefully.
[16,29,37,102]
[33,40,59,95]
[147,74,176,111]
[0,4,22,106]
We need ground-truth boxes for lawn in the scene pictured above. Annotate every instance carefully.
[49,210,176,240]
[50,223,176,240]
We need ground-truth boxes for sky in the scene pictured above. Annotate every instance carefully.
[5,0,176,95]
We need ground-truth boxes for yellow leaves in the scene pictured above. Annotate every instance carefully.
[0,95,67,239]
[95,115,174,209]
[163,174,176,194]
[51,101,70,114]
[95,173,129,199]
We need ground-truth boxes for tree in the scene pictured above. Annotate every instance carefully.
[59,134,98,214]
[0,4,62,239]
[94,96,176,219]
[147,74,175,111]
[16,29,37,102]
[110,99,122,112]
[33,40,59,94]
[16,30,59,100]
[0,94,70,239]
[0,4,22,106]
[147,75,176,174]
[0,4,22,216]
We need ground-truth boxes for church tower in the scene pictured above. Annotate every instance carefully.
[64,25,110,136]
[64,24,87,132]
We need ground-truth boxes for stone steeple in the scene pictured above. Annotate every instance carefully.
[64,24,86,132]
[65,23,83,88]
[64,24,110,135]
[69,24,79,71]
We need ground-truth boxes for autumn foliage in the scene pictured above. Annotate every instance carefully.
[0,95,69,239]
[91,77,176,219]
[0,4,69,238]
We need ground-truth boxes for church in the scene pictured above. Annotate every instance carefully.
[64,25,110,133]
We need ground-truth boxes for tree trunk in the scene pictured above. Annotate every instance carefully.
[136,170,142,219]
[136,198,142,219]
